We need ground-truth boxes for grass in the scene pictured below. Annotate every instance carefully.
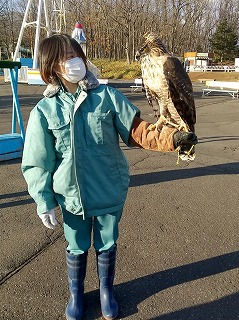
[92,59,239,82]
[92,59,142,79]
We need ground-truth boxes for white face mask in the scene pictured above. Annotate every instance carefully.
[59,57,86,83]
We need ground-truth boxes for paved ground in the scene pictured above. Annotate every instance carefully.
[0,78,239,320]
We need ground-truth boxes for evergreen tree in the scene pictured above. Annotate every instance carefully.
[210,18,238,63]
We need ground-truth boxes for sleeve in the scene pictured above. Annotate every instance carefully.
[22,167,58,214]
[129,117,177,152]
[21,108,58,214]
[22,109,56,171]
[108,88,141,146]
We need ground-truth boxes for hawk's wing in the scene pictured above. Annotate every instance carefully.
[163,56,196,129]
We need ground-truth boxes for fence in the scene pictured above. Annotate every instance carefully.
[187,65,239,72]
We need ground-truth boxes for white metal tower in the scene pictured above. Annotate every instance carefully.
[51,0,66,33]
[13,0,66,68]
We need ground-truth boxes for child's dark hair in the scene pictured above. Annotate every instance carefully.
[38,33,87,84]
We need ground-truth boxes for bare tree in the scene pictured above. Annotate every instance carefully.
[1,0,238,63]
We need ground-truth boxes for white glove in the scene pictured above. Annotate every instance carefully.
[39,209,58,229]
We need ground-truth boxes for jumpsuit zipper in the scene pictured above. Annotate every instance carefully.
[71,91,88,219]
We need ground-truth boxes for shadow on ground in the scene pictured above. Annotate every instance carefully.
[83,251,239,319]
[130,162,239,187]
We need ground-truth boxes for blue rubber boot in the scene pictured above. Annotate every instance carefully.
[65,251,88,320]
[97,246,118,320]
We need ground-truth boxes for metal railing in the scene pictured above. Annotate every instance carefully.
[187,65,239,72]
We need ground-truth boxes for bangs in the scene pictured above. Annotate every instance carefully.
[48,35,72,64]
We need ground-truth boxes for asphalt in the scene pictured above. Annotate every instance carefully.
[0,78,239,320]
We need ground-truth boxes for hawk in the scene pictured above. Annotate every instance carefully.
[135,32,197,161]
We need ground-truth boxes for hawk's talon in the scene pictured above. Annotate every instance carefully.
[148,115,169,131]
[148,124,156,131]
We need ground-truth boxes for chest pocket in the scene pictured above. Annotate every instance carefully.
[48,112,71,152]
[84,110,116,146]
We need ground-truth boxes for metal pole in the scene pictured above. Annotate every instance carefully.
[33,0,43,69]
[13,0,33,61]
[43,0,51,36]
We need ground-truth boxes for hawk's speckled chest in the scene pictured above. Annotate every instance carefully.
[140,55,169,95]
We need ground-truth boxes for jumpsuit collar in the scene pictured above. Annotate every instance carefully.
[43,70,100,98]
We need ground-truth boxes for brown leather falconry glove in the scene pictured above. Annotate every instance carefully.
[129,117,198,153]
[129,117,177,152]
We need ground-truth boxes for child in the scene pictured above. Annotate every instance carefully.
[22,33,197,320]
